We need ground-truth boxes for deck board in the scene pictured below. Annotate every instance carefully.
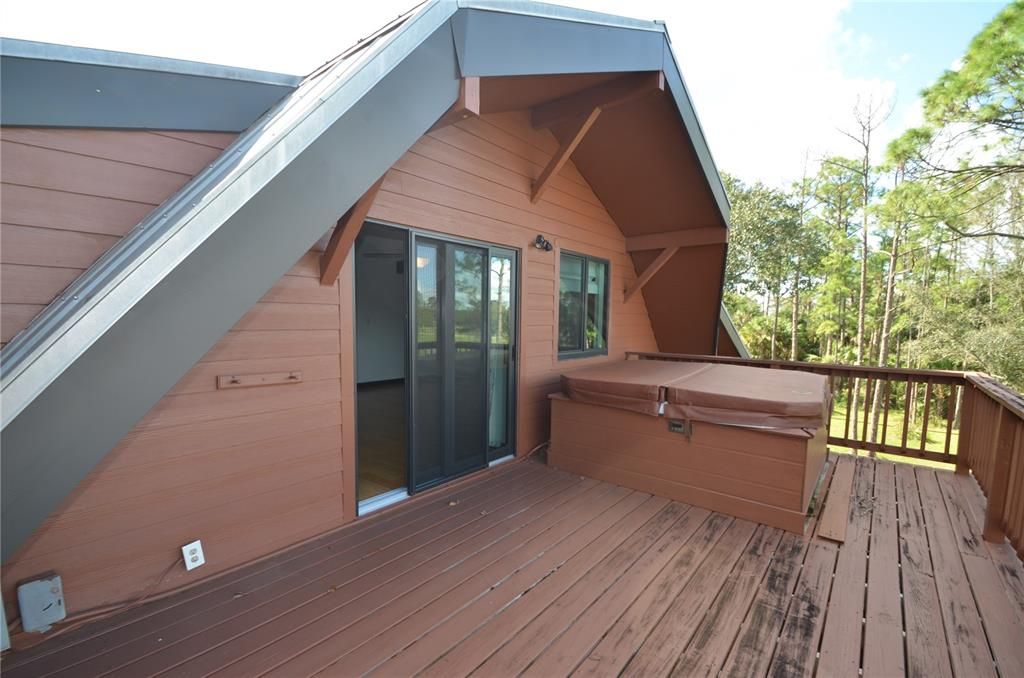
[917,468,998,678]
[619,518,758,677]
[668,524,784,677]
[3,454,1024,678]
[895,463,955,678]
[817,455,874,676]
[862,460,906,677]
[719,457,838,678]
[768,539,839,677]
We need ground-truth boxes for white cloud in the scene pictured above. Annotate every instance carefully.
[0,0,416,74]
[552,0,904,186]
[0,0,912,187]
[888,52,913,70]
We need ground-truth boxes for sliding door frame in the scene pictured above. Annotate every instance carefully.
[355,219,518,493]
[487,245,518,463]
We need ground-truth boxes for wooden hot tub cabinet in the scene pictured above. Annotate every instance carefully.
[548,361,830,534]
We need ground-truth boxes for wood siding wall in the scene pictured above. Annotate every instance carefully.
[0,248,349,613]
[717,322,742,357]
[1,112,657,614]
[368,111,659,452]
[0,129,236,346]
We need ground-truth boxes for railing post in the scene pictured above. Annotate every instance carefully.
[983,406,1014,542]
[955,383,975,476]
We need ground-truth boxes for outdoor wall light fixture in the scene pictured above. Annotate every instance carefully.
[534,235,553,252]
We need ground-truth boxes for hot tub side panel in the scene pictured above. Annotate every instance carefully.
[548,394,817,533]
[803,425,828,510]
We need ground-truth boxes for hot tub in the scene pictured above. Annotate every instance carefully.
[548,360,829,533]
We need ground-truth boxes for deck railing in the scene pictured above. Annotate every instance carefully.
[626,351,1024,557]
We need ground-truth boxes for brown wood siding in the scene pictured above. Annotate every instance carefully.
[1,250,348,613]
[1,112,656,614]
[717,322,742,357]
[368,111,659,453]
[0,128,234,345]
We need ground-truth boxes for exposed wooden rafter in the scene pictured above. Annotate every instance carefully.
[625,226,727,252]
[319,175,386,286]
[624,246,679,303]
[531,71,665,129]
[531,108,601,203]
[428,76,481,132]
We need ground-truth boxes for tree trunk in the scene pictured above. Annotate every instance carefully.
[851,159,870,441]
[790,258,801,361]
[770,283,781,360]
[869,223,902,444]
[839,296,846,348]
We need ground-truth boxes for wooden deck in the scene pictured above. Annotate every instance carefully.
[3,455,1023,678]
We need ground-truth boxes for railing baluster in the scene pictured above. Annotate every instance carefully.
[844,376,853,447]
[901,378,913,452]
[955,383,975,475]
[919,381,933,456]
[827,374,836,423]
[881,379,891,453]
[862,376,873,455]
[944,385,956,460]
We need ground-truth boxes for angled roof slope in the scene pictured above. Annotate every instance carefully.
[0,0,731,560]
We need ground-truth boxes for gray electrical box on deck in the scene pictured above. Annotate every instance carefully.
[17,572,65,632]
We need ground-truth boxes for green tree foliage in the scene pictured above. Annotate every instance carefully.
[721,3,1024,390]
[888,1,1023,239]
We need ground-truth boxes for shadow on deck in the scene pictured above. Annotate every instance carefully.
[3,454,1023,677]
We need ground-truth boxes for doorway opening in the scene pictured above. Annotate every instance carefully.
[354,224,409,507]
[354,222,518,513]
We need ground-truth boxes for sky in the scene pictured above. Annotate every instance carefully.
[0,0,1008,188]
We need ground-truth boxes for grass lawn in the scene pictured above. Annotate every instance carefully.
[828,403,958,470]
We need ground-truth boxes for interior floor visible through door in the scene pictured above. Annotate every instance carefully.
[356,380,407,501]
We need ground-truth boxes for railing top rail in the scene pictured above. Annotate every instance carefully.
[625,351,970,383]
[968,373,1024,421]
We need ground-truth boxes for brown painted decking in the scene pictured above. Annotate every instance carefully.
[3,455,1023,678]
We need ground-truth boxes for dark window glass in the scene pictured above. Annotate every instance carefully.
[558,254,584,352]
[585,258,608,350]
[558,252,608,357]
[488,252,514,451]
[413,242,443,486]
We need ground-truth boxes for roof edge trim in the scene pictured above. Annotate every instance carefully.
[720,304,750,358]
[457,0,666,33]
[660,41,732,222]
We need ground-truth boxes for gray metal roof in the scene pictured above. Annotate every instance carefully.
[0,0,732,560]
[0,37,302,130]
[0,37,302,84]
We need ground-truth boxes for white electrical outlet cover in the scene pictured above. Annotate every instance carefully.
[182,540,205,571]
[17,573,66,633]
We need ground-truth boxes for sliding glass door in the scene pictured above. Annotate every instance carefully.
[487,248,516,460]
[410,236,515,490]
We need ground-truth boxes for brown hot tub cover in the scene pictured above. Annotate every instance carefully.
[663,363,830,430]
[560,360,709,416]
[561,360,830,430]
